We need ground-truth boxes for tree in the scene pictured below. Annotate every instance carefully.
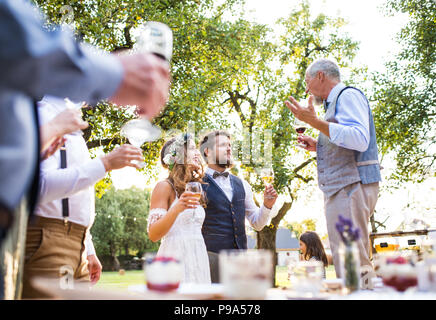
[285,219,317,239]
[371,0,436,183]
[219,1,360,284]
[92,187,125,270]
[93,186,157,270]
[116,187,156,257]
[32,0,248,173]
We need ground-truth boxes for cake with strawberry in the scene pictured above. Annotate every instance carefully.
[379,256,418,292]
[145,256,183,292]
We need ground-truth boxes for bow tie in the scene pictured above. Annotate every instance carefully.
[212,171,229,179]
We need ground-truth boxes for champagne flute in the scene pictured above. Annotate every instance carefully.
[259,167,275,199]
[120,119,161,168]
[120,22,174,154]
[185,182,202,221]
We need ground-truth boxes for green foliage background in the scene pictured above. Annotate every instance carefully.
[93,186,158,260]
[31,0,435,258]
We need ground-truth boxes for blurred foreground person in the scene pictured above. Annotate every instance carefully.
[0,0,170,299]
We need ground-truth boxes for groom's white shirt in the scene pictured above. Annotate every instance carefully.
[205,167,272,231]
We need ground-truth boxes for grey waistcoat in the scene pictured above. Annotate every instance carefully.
[316,86,381,197]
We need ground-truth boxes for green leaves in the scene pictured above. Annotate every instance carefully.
[370,0,435,183]
[93,187,158,257]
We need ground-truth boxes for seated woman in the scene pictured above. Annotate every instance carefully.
[147,133,211,284]
[299,231,329,278]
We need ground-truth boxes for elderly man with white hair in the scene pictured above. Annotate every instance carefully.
[285,58,381,285]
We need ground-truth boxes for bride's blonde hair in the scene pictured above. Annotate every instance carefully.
[160,134,207,207]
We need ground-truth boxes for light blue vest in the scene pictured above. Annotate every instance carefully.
[316,86,381,197]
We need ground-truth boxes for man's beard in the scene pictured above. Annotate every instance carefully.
[216,155,233,168]
[313,95,323,106]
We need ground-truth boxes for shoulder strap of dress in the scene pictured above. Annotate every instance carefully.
[165,179,179,198]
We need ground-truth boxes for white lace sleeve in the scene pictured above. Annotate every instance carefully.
[147,208,168,233]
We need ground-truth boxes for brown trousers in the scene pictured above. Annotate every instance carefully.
[324,182,379,279]
[22,216,90,299]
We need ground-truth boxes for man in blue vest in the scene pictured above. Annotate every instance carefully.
[199,130,278,282]
[285,58,381,281]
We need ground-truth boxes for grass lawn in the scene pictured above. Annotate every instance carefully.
[95,266,337,292]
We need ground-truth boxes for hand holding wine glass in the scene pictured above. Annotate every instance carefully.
[110,53,170,119]
[260,168,276,200]
[116,21,174,166]
[120,119,160,168]
[296,135,317,152]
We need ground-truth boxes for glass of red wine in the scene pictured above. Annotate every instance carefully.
[293,98,309,149]
[294,117,308,148]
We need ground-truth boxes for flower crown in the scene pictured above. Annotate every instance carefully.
[163,133,191,171]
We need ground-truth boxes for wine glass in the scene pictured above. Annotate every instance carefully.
[120,119,161,168]
[293,117,308,148]
[121,22,174,153]
[259,167,275,199]
[185,182,202,221]
[136,21,173,62]
[293,99,309,149]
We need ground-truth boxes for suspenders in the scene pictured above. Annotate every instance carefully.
[60,145,69,225]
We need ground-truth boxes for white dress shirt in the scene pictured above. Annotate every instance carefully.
[327,82,370,152]
[36,96,107,256]
[205,167,271,231]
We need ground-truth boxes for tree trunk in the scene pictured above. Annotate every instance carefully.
[370,214,377,234]
[109,241,120,271]
[256,226,277,287]
[256,201,293,287]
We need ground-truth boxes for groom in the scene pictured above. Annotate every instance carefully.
[199,130,278,282]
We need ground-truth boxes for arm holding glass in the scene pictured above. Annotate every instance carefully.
[286,92,370,152]
[285,96,330,138]
[243,179,277,231]
[147,181,200,242]
[0,0,170,118]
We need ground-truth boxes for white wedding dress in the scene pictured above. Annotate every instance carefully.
[147,197,211,284]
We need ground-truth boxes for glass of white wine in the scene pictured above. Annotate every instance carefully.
[259,167,275,199]
[185,182,202,221]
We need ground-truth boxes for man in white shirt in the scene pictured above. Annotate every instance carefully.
[199,130,278,282]
[22,96,145,298]
[285,58,381,281]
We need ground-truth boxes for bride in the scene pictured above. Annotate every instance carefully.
[147,133,211,284]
